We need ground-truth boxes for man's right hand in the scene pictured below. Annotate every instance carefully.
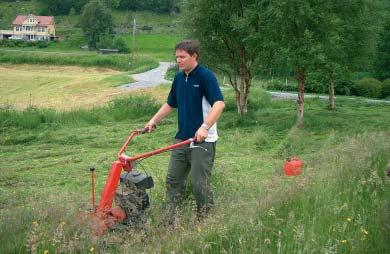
[145,120,157,132]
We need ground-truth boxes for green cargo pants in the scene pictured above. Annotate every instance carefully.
[166,139,216,219]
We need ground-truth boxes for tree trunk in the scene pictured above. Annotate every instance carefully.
[328,66,335,110]
[296,65,306,127]
[236,79,248,115]
[234,47,252,116]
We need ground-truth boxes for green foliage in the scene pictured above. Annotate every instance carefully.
[165,64,178,81]
[306,71,328,94]
[0,39,48,48]
[96,32,113,49]
[34,0,179,15]
[265,79,297,92]
[381,78,390,99]
[0,50,158,72]
[0,95,158,130]
[112,36,129,53]
[334,79,355,96]
[182,0,267,114]
[374,17,390,80]
[80,0,113,48]
[36,0,88,15]
[354,77,382,98]
[118,0,178,13]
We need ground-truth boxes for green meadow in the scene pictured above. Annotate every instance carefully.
[0,2,389,253]
[1,87,389,253]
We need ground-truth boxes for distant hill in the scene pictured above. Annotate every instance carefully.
[0,0,181,34]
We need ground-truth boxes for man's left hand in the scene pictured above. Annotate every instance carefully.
[195,127,208,142]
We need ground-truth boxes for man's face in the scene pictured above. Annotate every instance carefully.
[175,49,197,73]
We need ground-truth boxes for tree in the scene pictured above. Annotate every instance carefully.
[375,17,390,80]
[81,0,113,48]
[37,0,74,15]
[316,1,381,110]
[265,1,327,126]
[182,0,268,115]
[264,0,380,124]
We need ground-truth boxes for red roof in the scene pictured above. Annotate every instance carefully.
[12,15,54,26]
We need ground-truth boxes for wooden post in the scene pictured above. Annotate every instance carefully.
[131,16,136,66]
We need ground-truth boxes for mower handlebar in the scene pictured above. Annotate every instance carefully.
[117,128,194,161]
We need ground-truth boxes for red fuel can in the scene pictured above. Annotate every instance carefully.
[284,157,303,176]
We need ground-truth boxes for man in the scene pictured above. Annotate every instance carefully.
[145,40,225,220]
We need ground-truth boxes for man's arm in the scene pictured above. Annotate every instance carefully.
[145,103,174,132]
[195,100,225,142]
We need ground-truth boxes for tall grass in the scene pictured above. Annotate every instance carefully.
[172,133,389,254]
[0,50,158,72]
[0,95,159,132]
[0,90,389,253]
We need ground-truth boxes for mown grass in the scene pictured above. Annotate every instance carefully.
[0,64,136,109]
[0,87,389,253]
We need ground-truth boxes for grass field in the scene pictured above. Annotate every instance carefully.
[0,86,389,253]
[0,64,173,110]
[0,64,131,109]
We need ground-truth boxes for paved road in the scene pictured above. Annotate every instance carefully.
[268,91,390,104]
[119,64,390,104]
[119,62,174,90]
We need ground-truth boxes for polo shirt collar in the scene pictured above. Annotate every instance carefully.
[183,64,200,77]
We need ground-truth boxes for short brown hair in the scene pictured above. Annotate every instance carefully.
[175,40,200,59]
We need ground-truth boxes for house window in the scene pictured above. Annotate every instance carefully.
[38,27,46,32]
[16,26,22,31]
[25,26,32,31]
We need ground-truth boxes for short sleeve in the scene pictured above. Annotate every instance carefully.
[203,72,224,106]
[167,78,178,108]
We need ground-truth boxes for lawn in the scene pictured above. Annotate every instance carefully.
[0,86,389,253]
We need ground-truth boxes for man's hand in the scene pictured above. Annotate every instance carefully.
[145,120,157,133]
[195,126,208,142]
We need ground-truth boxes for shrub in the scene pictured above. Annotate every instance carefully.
[381,79,390,99]
[305,71,327,94]
[354,78,382,98]
[96,32,113,49]
[113,36,130,53]
[334,79,355,96]
[165,64,179,80]
[36,40,49,48]
[266,79,296,92]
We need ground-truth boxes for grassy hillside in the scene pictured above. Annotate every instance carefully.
[0,87,389,253]
[0,1,182,70]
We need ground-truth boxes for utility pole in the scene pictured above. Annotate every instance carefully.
[131,16,136,66]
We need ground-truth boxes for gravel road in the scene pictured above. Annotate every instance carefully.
[119,62,174,90]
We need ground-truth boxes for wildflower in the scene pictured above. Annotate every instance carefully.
[347,218,352,222]
[341,240,347,244]
[362,229,368,235]
[197,225,202,233]
[90,247,94,252]
[60,221,66,226]
[44,250,49,254]
[264,238,271,245]
[32,221,39,226]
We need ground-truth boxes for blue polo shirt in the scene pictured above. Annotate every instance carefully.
[167,64,224,140]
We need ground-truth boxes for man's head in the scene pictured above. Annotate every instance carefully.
[175,40,199,73]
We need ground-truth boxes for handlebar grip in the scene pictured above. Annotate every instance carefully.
[137,127,149,134]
